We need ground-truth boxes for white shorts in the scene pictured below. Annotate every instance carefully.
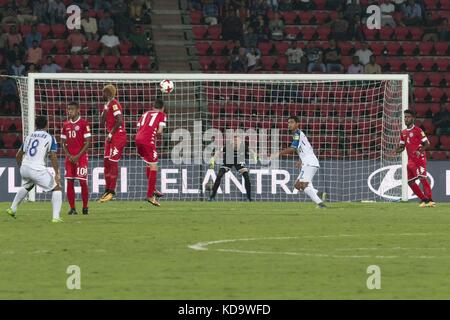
[297,165,319,183]
[20,165,57,192]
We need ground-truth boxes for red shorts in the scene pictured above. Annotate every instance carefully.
[65,154,88,180]
[136,141,158,164]
[104,133,127,162]
[407,158,427,181]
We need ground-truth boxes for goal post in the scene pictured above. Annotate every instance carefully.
[16,73,408,202]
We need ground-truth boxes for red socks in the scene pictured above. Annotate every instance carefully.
[109,161,119,191]
[147,167,157,199]
[80,179,89,208]
[408,181,426,201]
[67,179,89,209]
[104,158,111,191]
[420,177,432,200]
[67,179,75,209]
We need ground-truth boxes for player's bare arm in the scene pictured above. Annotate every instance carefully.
[107,113,123,142]
[72,138,91,163]
[416,140,430,155]
[50,151,61,188]
[100,109,107,126]
[16,148,24,167]
[271,147,296,159]
[395,144,405,154]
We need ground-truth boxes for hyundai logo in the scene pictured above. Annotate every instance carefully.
[368,165,434,201]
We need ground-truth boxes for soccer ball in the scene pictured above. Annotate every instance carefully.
[159,79,174,94]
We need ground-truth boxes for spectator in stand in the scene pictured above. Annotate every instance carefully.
[267,0,279,10]
[0,30,7,54]
[364,55,382,74]
[330,12,349,41]
[324,40,342,72]
[9,59,26,76]
[349,14,365,41]
[129,0,144,21]
[48,0,67,25]
[26,40,43,65]
[307,55,326,73]
[293,0,314,10]
[99,11,115,36]
[26,63,37,75]
[81,11,99,41]
[6,25,23,50]
[202,0,219,25]
[246,46,261,72]
[243,26,258,48]
[229,47,248,72]
[0,78,18,109]
[1,8,20,25]
[33,0,49,24]
[285,41,304,71]
[129,25,152,55]
[326,0,342,10]
[347,55,364,73]
[67,29,87,54]
[100,28,121,56]
[354,42,373,65]
[401,0,423,26]
[25,25,42,50]
[380,0,396,27]
[41,56,62,73]
[111,0,132,41]
[249,0,268,16]
[6,44,25,65]
[222,10,243,41]
[344,0,361,22]
[279,0,293,11]
[230,40,241,55]
[17,0,37,25]
[77,0,92,11]
[95,0,113,11]
[433,103,450,136]
[268,12,284,41]
[422,11,442,42]
[393,0,406,10]
[252,14,269,41]
[439,18,449,41]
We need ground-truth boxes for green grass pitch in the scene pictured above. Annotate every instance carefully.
[0,201,449,299]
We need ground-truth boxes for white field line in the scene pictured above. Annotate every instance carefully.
[188,234,448,259]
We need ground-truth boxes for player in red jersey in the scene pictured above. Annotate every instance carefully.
[395,109,435,207]
[135,99,167,206]
[99,84,127,203]
[61,102,91,215]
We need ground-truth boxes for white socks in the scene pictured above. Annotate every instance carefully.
[304,185,323,205]
[11,187,29,212]
[52,190,62,220]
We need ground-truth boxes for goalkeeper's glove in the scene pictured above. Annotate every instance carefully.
[209,157,215,169]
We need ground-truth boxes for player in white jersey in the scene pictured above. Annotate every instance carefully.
[271,116,327,208]
[6,116,63,222]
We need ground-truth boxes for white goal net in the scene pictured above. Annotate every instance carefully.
[13,73,408,202]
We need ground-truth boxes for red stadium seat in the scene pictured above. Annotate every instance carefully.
[258,42,273,55]
[414,103,429,117]
[414,88,428,102]
[70,55,84,70]
[51,24,66,38]
[314,11,329,24]
[428,73,443,86]
[88,55,102,69]
[413,73,427,86]
[275,41,290,54]
[379,27,394,40]
[424,0,438,9]
[40,40,54,54]
[277,56,288,70]
[135,56,150,70]
[395,27,409,40]
[370,42,385,55]
[418,42,433,55]
[409,27,423,40]
[430,88,445,102]
[103,55,118,70]
[282,11,298,24]
[428,135,439,148]
[339,42,353,55]
[285,26,300,39]
[435,58,449,71]
[386,42,401,55]
[86,40,100,54]
[192,26,207,39]
[299,26,315,40]
[402,42,417,55]
[315,0,327,9]
[207,25,221,40]
[210,41,226,55]
[54,40,68,54]
[20,24,32,36]
[261,56,276,71]
[430,151,447,160]
[421,119,436,134]
[419,58,435,71]
[190,10,203,24]
[36,24,50,37]
[298,11,313,24]
[440,135,450,150]
[363,28,378,40]
[199,56,214,71]
[316,26,330,40]
[434,42,449,55]
[195,42,210,55]
[404,59,419,71]
[119,41,132,55]
[2,134,19,148]
[54,55,69,68]
[213,56,228,70]
[388,58,402,72]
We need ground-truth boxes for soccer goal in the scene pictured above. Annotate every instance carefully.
[14,73,408,202]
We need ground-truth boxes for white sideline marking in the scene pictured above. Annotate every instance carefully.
[188,234,448,259]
